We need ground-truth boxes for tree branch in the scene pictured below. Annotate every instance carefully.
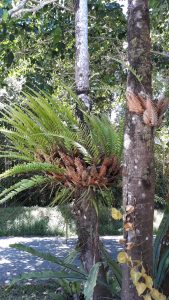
[0,0,72,22]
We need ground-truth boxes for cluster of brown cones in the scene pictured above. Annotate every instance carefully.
[35,150,121,188]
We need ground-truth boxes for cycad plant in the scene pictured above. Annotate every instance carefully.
[0,89,123,296]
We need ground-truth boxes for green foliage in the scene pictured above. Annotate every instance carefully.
[0,0,127,113]
[153,207,169,289]
[0,176,48,203]
[9,270,85,286]
[0,283,62,300]
[0,163,61,179]
[10,243,86,276]
[0,206,71,237]
[84,262,101,300]
[0,89,123,205]
[9,243,121,299]
[98,205,123,236]
[101,246,122,287]
[9,244,104,299]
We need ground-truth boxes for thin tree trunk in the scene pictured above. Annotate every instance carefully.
[74,189,112,300]
[74,1,112,298]
[75,0,90,116]
[122,1,155,299]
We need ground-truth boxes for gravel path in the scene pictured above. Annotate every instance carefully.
[0,236,122,286]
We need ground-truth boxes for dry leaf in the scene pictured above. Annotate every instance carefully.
[126,91,145,113]
[126,242,135,250]
[124,222,134,231]
[126,205,135,214]
[119,239,126,245]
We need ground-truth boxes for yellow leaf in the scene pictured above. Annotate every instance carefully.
[159,294,167,300]
[130,268,142,285]
[111,208,122,220]
[143,294,152,300]
[141,265,146,275]
[117,252,128,264]
[150,288,160,300]
[143,274,153,289]
[135,282,147,296]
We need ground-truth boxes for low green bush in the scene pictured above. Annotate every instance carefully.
[0,206,71,237]
[98,206,123,236]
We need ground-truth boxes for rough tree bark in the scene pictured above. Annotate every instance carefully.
[121,1,155,299]
[74,0,112,299]
[74,189,112,299]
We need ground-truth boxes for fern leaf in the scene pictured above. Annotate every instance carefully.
[0,162,63,179]
[0,176,48,204]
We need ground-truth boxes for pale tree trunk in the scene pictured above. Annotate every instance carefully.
[74,1,112,299]
[122,1,155,299]
[75,0,90,117]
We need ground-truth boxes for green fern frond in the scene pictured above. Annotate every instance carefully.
[0,176,48,204]
[51,187,73,206]
[0,152,33,161]
[0,162,63,180]
[0,87,124,206]
[111,57,143,83]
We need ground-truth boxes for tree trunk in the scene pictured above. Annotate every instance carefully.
[75,0,90,117]
[74,189,112,300]
[74,1,112,298]
[122,1,155,299]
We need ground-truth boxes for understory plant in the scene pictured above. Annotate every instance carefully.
[153,203,169,297]
[9,242,122,300]
[111,202,169,300]
[0,89,123,298]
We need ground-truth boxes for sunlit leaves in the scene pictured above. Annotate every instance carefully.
[143,274,153,289]
[117,252,129,264]
[111,207,122,220]
[143,295,152,300]
[130,268,142,285]
[135,282,147,296]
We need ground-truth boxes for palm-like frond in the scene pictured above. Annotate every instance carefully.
[0,162,63,179]
[0,176,48,204]
[0,89,123,204]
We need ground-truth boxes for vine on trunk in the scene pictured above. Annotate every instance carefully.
[112,208,167,300]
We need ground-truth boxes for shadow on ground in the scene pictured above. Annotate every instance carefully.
[0,236,122,285]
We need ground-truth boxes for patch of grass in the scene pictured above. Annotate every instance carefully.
[0,282,63,300]
[0,206,74,237]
